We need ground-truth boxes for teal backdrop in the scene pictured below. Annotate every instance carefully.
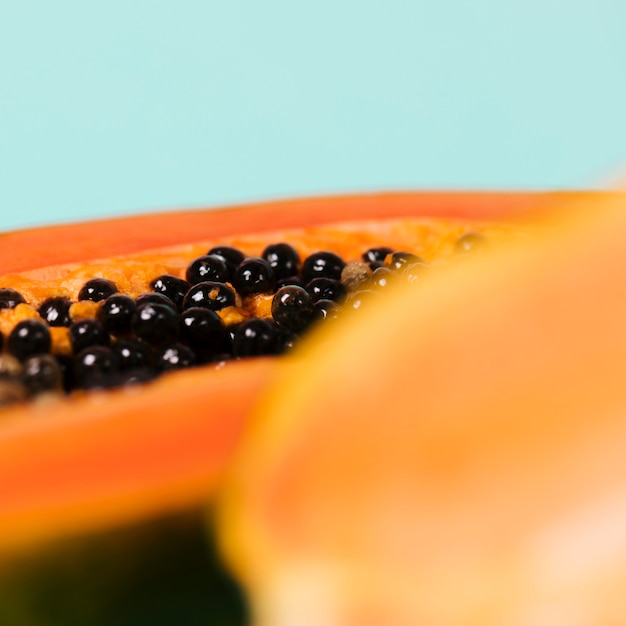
[1,0,625,231]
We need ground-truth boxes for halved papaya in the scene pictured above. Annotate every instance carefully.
[0,190,571,554]
[0,190,612,625]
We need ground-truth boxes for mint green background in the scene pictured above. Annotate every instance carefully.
[1,1,625,231]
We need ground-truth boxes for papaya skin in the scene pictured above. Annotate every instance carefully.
[0,191,611,558]
[0,191,571,274]
[217,191,626,625]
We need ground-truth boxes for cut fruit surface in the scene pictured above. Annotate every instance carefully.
[0,216,525,306]
[0,191,602,556]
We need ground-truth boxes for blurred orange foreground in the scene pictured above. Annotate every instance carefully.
[218,192,626,626]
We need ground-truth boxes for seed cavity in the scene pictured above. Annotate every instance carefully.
[0,232,493,407]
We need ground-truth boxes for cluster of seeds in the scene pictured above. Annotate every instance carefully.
[0,233,485,407]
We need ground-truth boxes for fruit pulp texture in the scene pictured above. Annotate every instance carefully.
[0,217,527,334]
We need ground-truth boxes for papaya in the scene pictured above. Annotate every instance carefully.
[0,191,612,624]
[217,190,626,625]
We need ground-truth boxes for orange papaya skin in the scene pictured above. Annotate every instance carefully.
[0,191,588,274]
[0,191,610,555]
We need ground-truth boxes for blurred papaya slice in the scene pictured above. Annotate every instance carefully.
[0,191,563,556]
[217,191,626,626]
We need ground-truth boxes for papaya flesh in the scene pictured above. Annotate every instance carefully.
[217,191,626,625]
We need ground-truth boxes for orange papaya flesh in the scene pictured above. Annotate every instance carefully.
[0,191,591,558]
[0,214,523,308]
[0,358,274,556]
[217,191,626,625]
[0,222,502,559]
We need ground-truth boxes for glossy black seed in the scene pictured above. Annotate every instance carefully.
[55,354,74,393]
[179,307,230,357]
[150,274,190,311]
[262,243,300,280]
[310,299,343,323]
[69,319,110,354]
[369,266,394,289]
[186,255,230,285]
[228,325,239,344]
[232,319,278,357]
[112,338,155,371]
[276,275,305,290]
[274,325,300,354]
[97,294,136,335]
[0,288,26,310]
[73,346,119,389]
[115,367,159,387]
[78,277,118,302]
[455,232,487,254]
[22,354,63,395]
[207,245,246,279]
[38,297,72,327]
[203,352,235,366]
[156,343,196,371]
[233,258,276,297]
[306,277,346,303]
[132,302,179,346]
[182,281,236,311]
[387,252,424,272]
[362,246,394,267]
[402,262,430,283]
[7,319,52,360]
[344,289,382,311]
[271,286,313,332]
[301,251,346,282]
[135,292,177,310]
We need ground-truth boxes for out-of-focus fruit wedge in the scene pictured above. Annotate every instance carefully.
[218,191,626,626]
